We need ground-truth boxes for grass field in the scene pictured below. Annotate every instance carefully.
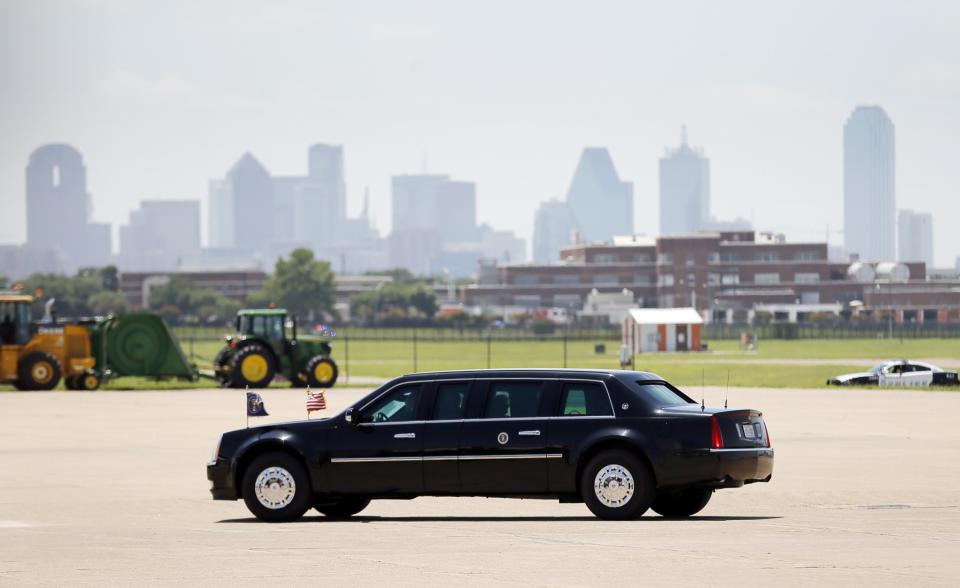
[4,336,959,392]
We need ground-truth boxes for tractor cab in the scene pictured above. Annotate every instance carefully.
[0,294,33,346]
[234,309,291,358]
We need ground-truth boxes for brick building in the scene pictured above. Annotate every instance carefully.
[463,231,948,322]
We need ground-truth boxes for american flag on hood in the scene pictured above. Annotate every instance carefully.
[306,388,326,413]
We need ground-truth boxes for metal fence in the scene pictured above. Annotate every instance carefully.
[703,321,960,340]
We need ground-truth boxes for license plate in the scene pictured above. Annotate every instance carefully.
[740,423,757,439]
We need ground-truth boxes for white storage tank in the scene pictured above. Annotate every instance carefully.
[875,262,910,282]
[847,262,876,283]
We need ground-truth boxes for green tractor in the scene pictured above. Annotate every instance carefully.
[214,308,338,389]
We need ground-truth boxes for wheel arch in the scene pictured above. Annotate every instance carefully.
[574,437,659,494]
[234,339,279,364]
[233,438,310,499]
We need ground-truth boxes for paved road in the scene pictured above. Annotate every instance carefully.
[1,385,958,586]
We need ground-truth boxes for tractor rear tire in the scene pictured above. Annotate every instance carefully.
[305,356,338,388]
[17,352,62,391]
[229,345,275,389]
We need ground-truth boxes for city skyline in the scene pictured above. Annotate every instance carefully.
[2,2,960,266]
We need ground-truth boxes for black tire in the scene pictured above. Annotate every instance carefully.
[305,356,338,388]
[78,372,101,391]
[241,452,312,522]
[651,488,713,518]
[65,375,81,390]
[229,345,275,389]
[213,347,231,386]
[314,497,371,518]
[581,449,655,520]
[17,352,62,391]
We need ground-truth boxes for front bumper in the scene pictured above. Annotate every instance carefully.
[207,458,238,500]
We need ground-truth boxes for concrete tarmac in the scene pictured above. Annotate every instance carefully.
[1,385,958,586]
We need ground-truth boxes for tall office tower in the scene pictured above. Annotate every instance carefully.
[435,180,478,242]
[222,153,274,251]
[25,144,111,269]
[119,200,201,270]
[565,148,633,243]
[389,174,479,275]
[659,127,710,235]
[844,105,896,261]
[897,209,933,267]
[532,198,577,262]
[391,174,477,239]
[207,179,233,248]
[307,144,346,222]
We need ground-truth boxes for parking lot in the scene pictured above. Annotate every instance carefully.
[1,385,958,586]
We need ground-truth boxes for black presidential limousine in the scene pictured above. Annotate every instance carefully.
[207,369,773,521]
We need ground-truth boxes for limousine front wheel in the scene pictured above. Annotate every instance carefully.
[242,452,312,522]
[581,450,654,520]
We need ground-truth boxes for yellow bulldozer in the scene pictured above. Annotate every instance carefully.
[0,293,98,390]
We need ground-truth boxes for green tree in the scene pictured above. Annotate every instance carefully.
[349,282,437,323]
[148,276,238,323]
[101,265,120,291]
[249,248,336,319]
[87,290,128,315]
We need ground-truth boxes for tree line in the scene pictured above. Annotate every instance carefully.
[2,248,440,326]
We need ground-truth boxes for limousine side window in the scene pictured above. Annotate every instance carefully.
[362,384,421,423]
[433,381,469,420]
[560,382,613,416]
[485,381,541,419]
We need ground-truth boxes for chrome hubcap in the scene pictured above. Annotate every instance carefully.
[594,464,634,508]
[254,467,296,509]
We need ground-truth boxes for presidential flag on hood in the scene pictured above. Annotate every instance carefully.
[246,392,269,417]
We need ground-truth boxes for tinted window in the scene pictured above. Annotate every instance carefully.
[560,382,613,416]
[906,364,930,372]
[634,382,693,407]
[362,384,421,423]
[433,382,469,420]
[485,382,542,419]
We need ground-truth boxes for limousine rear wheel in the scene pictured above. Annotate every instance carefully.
[315,497,371,518]
[650,488,713,518]
[581,450,654,520]
[242,452,312,522]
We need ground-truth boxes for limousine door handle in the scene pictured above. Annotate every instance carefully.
[518,430,541,436]
[393,432,416,439]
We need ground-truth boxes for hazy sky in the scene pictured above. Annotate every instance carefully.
[2,0,959,265]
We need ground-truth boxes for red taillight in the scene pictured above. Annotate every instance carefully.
[765,422,772,448]
[710,415,724,449]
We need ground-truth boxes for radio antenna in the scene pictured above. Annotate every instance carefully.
[701,368,705,412]
[725,369,730,409]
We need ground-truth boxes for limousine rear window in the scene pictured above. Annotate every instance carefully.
[633,382,695,407]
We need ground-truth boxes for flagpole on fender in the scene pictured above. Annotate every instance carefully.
[245,385,249,429]
[306,385,310,419]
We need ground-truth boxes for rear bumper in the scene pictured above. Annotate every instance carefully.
[207,458,238,500]
[660,448,774,489]
[707,448,774,487]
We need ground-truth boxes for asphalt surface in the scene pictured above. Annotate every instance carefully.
[1,385,958,586]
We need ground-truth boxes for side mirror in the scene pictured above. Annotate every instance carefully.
[345,407,360,426]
